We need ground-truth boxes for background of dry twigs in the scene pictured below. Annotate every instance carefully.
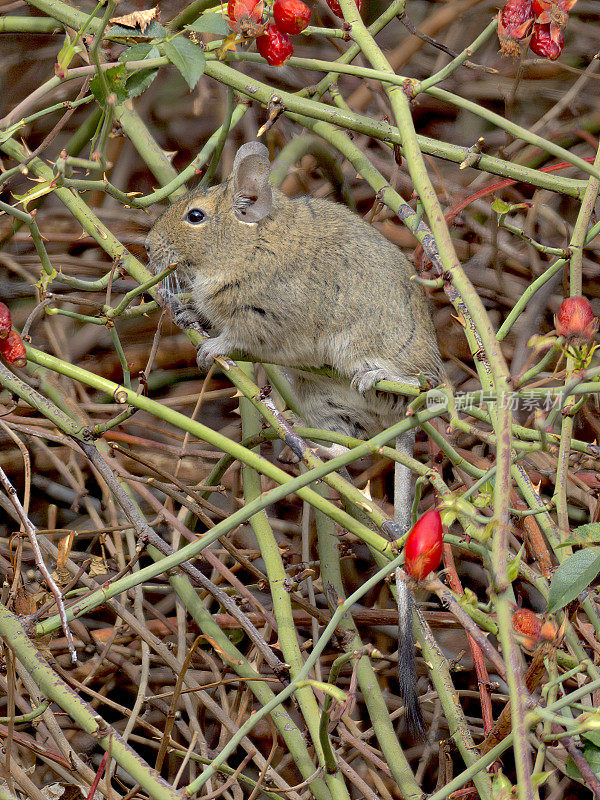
[1,0,600,798]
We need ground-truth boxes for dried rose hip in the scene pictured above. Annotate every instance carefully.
[404,509,443,582]
[273,0,311,35]
[256,23,293,65]
[540,618,558,641]
[512,608,543,649]
[326,0,361,19]
[501,0,535,30]
[0,302,11,339]
[0,329,27,367]
[532,0,577,25]
[498,0,535,57]
[228,0,261,21]
[555,296,598,339]
[512,608,542,638]
[227,0,264,34]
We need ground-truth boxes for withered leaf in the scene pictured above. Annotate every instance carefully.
[110,7,158,33]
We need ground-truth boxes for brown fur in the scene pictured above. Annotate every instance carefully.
[146,142,443,438]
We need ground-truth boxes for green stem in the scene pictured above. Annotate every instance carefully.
[237,364,350,799]
[553,144,600,536]
[497,219,600,341]
[426,86,600,182]
[168,0,222,29]
[111,102,181,190]
[0,16,60,32]
[203,58,584,196]
[418,19,498,92]
[199,86,235,186]
[184,550,409,795]
[0,699,51,724]
[162,570,334,800]
[493,402,535,800]
[310,0,406,99]
[0,604,186,800]
[498,215,569,257]
[313,483,422,798]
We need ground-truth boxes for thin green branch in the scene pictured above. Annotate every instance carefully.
[0,605,186,800]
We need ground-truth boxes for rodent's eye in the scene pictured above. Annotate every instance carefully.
[185,208,206,224]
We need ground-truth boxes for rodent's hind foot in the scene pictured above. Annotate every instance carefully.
[278,441,347,463]
[351,369,420,396]
[313,442,348,459]
[277,444,301,464]
[196,335,232,370]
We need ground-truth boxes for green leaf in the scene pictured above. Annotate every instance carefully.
[473,487,492,508]
[491,197,530,215]
[108,21,165,38]
[547,547,600,613]
[119,45,160,98]
[13,181,56,211]
[163,37,206,90]
[90,64,128,104]
[491,197,511,214]
[508,543,525,583]
[186,14,230,35]
[566,741,600,783]
[118,43,154,62]
[57,32,84,73]
[0,122,23,145]
[568,523,600,545]
[491,771,515,800]
[583,728,600,748]
[126,67,159,98]
[530,772,552,790]
[36,265,57,294]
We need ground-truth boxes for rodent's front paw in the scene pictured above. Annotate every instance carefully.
[196,336,231,370]
[351,369,393,395]
[351,369,419,395]
[172,305,201,332]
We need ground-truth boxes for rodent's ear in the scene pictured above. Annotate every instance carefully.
[231,141,272,223]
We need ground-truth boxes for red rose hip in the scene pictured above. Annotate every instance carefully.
[0,329,27,367]
[256,23,293,65]
[326,0,361,19]
[532,0,550,18]
[529,21,563,58]
[273,0,311,35]
[404,509,443,581]
[0,302,11,339]
[555,296,598,339]
[497,0,534,56]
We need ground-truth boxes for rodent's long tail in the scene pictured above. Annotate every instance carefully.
[394,431,425,737]
[396,572,425,737]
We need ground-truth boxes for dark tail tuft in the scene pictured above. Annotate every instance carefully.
[396,575,425,738]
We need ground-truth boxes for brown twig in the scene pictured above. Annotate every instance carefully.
[74,439,288,679]
[0,465,77,662]
[443,542,495,736]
